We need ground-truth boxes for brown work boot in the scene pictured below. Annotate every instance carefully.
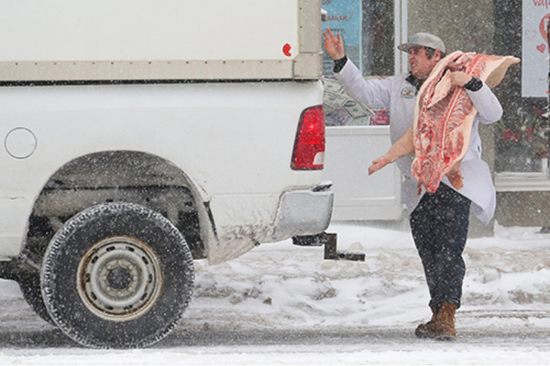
[415,302,457,341]
[433,302,457,341]
[415,305,438,338]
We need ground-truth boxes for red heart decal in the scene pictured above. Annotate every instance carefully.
[537,43,547,53]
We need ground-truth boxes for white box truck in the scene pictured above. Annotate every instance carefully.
[0,0,333,348]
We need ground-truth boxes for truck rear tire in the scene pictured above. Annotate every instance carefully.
[41,202,194,348]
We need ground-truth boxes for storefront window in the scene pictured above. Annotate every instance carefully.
[321,0,394,76]
[494,0,550,173]
[322,0,395,127]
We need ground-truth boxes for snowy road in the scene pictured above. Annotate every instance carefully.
[1,223,550,365]
[1,310,550,365]
[1,314,550,365]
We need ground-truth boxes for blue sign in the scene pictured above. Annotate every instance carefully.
[322,0,363,74]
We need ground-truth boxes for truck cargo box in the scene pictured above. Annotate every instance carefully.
[0,0,322,82]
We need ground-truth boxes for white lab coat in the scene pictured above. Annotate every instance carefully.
[335,60,503,224]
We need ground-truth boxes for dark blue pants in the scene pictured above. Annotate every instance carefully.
[409,183,471,310]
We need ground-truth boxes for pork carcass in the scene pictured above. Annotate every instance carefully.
[368,51,520,194]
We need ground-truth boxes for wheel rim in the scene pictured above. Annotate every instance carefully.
[77,236,163,321]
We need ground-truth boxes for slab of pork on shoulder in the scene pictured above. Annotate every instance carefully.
[368,51,520,194]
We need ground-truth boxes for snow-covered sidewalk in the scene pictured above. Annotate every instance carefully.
[1,222,550,365]
[188,222,550,333]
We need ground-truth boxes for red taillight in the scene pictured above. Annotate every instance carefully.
[291,105,325,170]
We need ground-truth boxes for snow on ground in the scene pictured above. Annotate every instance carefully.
[1,222,550,365]
[190,222,550,331]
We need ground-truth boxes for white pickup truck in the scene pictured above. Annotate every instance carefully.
[0,0,333,348]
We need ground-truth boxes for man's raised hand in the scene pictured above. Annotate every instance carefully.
[323,28,346,60]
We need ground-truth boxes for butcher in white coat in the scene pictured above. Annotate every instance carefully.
[323,29,503,341]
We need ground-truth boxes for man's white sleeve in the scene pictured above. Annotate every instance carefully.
[467,83,503,124]
[334,60,392,110]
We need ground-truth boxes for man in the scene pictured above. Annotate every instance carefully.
[323,29,503,340]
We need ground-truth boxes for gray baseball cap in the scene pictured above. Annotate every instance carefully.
[398,32,446,54]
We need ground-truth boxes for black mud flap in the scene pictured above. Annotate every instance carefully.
[292,232,365,262]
